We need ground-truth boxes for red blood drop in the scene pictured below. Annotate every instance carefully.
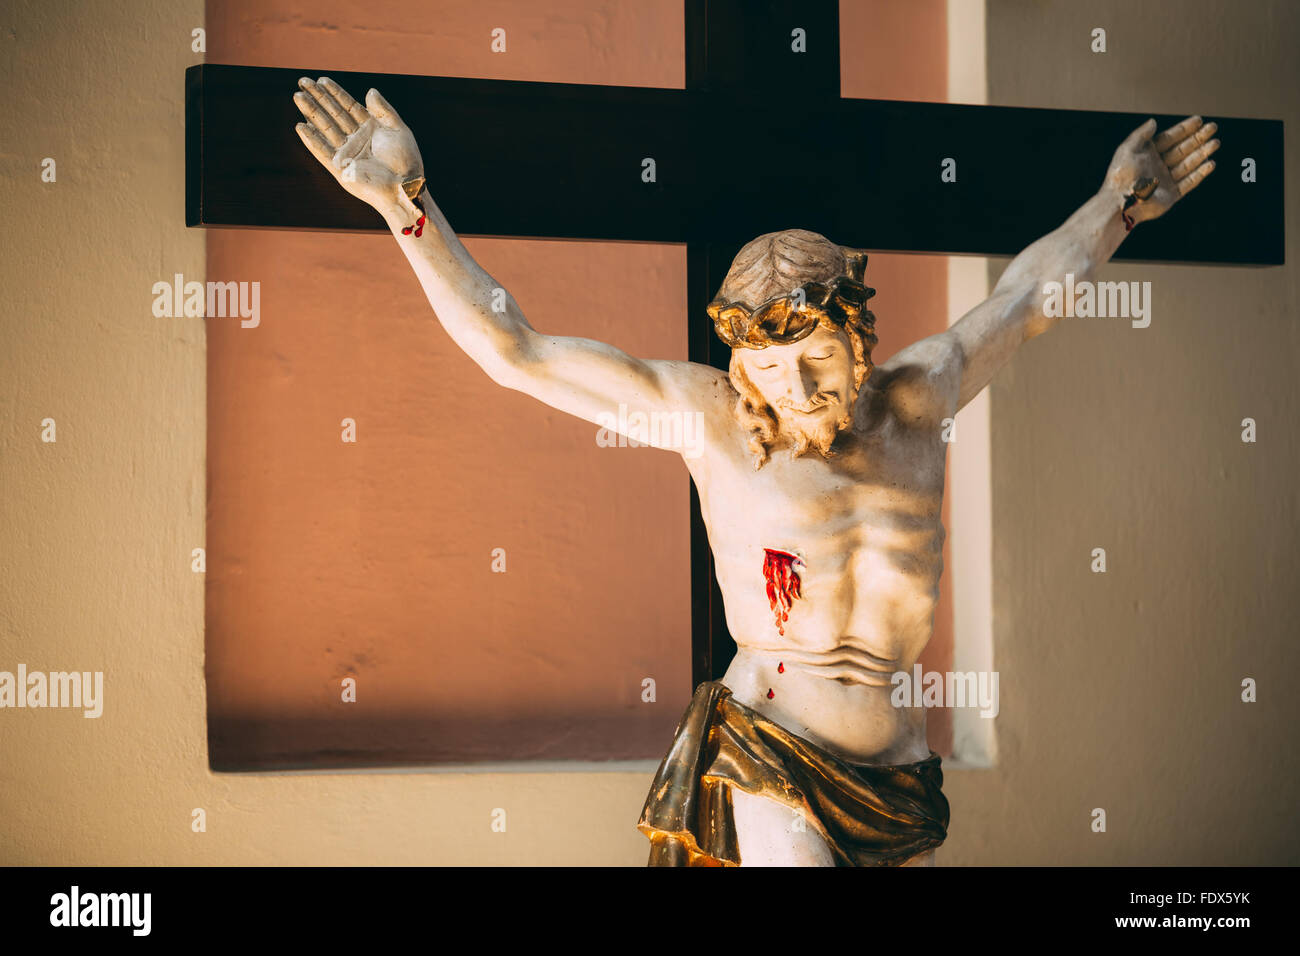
[767,688,774,699]
[414,225,424,237]
[401,226,413,235]
[778,662,784,673]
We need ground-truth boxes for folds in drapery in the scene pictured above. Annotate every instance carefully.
[638,681,949,867]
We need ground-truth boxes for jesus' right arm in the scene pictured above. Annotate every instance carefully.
[292,76,722,453]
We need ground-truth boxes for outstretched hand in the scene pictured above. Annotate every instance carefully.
[1105,115,1218,228]
[293,77,425,217]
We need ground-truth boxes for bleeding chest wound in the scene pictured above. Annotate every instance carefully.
[762,549,804,636]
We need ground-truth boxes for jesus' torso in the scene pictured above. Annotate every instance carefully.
[683,362,952,766]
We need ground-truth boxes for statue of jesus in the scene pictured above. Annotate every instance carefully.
[291,76,1218,866]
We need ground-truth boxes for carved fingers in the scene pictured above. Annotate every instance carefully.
[293,88,346,148]
[302,78,358,136]
[1154,115,1219,197]
[294,77,388,180]
[1161,118,1216,164]
[294,76,388,152]
[292,78,424,214]
[294,121,338,173]
[1152,115,1203,152]
[1169,138,1219,196]
[364,88,405,130]
[319,76,370,126]
[1177,157,1215,197]
[1170,140,1219,181]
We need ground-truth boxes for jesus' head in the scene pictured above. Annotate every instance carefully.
[708,229,878,469]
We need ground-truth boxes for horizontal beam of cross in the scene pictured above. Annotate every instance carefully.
[186,63,1283,264]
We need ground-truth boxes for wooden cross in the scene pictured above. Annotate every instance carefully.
[186,0,1284,688]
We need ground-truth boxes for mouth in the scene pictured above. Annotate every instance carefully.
[780,395,836,415]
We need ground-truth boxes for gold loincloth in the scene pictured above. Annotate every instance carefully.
[638,681,949,866]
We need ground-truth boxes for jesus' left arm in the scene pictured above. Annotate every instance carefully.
[881,115,1218,414]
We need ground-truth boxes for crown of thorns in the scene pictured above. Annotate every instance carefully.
[707,256,876,350]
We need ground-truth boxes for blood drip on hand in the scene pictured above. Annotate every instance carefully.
[763,549,803,636]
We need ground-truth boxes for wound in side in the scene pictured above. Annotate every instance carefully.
[762,548,804,636]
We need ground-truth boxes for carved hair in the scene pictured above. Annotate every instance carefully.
[717,230,854,308]
[713,229,878,467]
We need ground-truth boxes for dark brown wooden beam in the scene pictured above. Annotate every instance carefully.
[185,62,1283,264]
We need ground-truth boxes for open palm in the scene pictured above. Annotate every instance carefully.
[1106,115,1219,227]
[293,76,425,212]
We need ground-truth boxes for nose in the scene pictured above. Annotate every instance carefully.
[789,363,819,406]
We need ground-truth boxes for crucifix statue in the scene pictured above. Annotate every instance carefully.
[289,73,1216,866]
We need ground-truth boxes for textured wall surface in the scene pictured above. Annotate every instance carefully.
[940,0,1299,864]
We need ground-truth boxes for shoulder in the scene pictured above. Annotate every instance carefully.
[652,359,734,413]
[870,332,963,426]
[646,360,742,464]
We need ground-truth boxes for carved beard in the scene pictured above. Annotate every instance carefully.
[776,394,855,460]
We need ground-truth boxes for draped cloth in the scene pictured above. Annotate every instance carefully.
[637,681,949,866]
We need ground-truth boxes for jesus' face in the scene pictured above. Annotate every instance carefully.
[734,324,859,458]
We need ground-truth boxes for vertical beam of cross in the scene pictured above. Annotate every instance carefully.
[686,0,843,685]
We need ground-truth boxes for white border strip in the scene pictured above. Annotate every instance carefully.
[946,0,996,768]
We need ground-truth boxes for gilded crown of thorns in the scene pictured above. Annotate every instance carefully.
[707,251,876,350]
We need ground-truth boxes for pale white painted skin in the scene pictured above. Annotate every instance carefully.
[294,78,1217,866]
